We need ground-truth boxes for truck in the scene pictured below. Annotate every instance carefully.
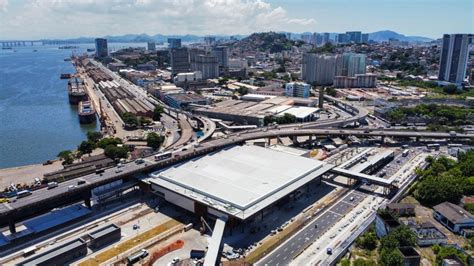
[127,249,148,264]
[47,182,58,189]
[402,149,409,157]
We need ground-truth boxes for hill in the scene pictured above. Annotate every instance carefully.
[232,32,295,53]
[369,30,433,42]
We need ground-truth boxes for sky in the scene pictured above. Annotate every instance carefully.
[0,0,472,40]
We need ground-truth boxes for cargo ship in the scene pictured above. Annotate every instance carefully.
[78,101,96,124]
[68,77,88,104]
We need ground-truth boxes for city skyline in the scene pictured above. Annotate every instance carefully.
[0,0,472,40]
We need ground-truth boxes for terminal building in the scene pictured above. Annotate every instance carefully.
[147,145,334,227]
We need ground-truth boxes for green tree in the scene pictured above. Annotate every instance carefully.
[153,105,164,121]
[389,226,417,247]
[104,145,128,160]
[86,131,102,143]
[379,248,404,266]
[57,150,74,165]
[122,112,139,127]
[146,132,165,150]
[97,137,122,149]
[356,230,378,250]
[326,87,337,97]
[443,84,458,94]
[78,140,96,155]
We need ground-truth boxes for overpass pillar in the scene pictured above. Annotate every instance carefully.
[381,136,385,144]
[415,136,420,142]
[292,136,298,146]
[9,221,16,234]
[84,190,92,208]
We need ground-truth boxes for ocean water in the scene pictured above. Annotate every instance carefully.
[0,42,149,169]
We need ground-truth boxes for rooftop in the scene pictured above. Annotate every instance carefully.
[149,145,332,220]
[434,202,474,224]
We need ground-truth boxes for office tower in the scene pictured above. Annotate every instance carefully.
[285,82,311,98]
[302,53,337,85]
[286,33,292,40]
[336,33,348,44]
[189,48,206,70]
[156,50,169,67]
[168,38,182,49]
[147,41,156,51]
[323,33,331,44]
[346,31,362,43]
[361,33,369,43]
[94,38,108,58]
[316,34,324,46]
[301,34,312,44]
[211,46,229,69]
[170,48,190,75]
[438,34,473,84]
[194,55,219,79]
[337,53,367,77]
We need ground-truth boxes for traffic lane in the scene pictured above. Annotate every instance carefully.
[259,211,340,266]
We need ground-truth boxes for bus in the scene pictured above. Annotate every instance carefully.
[154,152,172,161]
[127,249,148,264]
[16,190,32,199]
[402,149,409,157]
[427,144,441,151]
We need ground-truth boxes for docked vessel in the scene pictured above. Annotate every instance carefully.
[60,73,72,79]
[67,77,87,104]
[78,101,96,124]
[58,45,79,49]
[86,48,95,52]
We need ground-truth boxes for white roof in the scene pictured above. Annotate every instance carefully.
[150,145,332,219]
[264,104,293,115]
[276,106,319,119]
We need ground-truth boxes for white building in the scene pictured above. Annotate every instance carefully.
[285,82,311,98]
[173,71,203,83]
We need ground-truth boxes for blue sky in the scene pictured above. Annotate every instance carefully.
[0,0,472,39]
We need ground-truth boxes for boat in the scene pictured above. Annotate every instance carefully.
[33,49,38,52]
[60,73,73,79]
[86,48,95,52]
[1,47,12,50]
[67,77,87,104]
[64,58,71,61]
[58,45,79,49]
[78,101,97,124]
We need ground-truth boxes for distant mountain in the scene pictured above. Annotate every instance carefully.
[368,30,433,42]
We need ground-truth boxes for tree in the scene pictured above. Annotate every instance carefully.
[443,84,458,94]
[122,112,139,127]
[325,87,337,97]
[153,105,164,121]
[86,131,102,143]
[356,230,378,250]
[236,86,249,96]
[97,137,122,149]
[78,140,96,155]
[146,132,165,150]
[104,145,128,160]
[379,248,404,266]
[57,150,74,165]
[389,226,417,247]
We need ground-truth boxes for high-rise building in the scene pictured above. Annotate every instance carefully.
[147,41,156,51]
[302,53,337,85]
[285,82,311,98]
[170,48,190,75]
[346,31,362,43]
[336,33,348,44]
[438,34,473,84]
[168,38,182,49]
[323,33,331,44]
[301,34,312,44]
[189,48,206,71]
[95,38,108,58]
[361,33,369,43]
[337,53,367,77]
[211,46,229,69]
[194,55,219,79]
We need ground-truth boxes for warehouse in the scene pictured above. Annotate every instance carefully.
[20,239,87,266]
[88,224,121,249]
[148,145,333,223]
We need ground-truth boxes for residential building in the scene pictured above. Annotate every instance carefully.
[438,34,473,84]
[302,53,337,85]
[386,203,416,216]
[336,33,348,44]
[95,38,108,58]
[168,38,182,49]
[334,74,377,88]
[285,82,311,98]
[433,202,474,234]
[323,32,331,44]
[204,36,216,46]
[211,46,229,69]
[170,48,190,75]
[337,53,367,77]
[398,247,421,266]
[147,41,156,51]
[173,71,203,83]
[193,55,219,79]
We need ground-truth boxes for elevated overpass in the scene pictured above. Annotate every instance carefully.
[1,127,472,232]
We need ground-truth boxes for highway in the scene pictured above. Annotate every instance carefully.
[1,126,473,228]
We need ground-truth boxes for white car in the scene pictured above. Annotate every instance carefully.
[68,185,77,191]
[170,257,180,265]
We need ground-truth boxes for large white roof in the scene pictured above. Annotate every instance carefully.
[150,145,332,219]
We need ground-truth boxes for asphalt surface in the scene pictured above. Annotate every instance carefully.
[257,191,366,266]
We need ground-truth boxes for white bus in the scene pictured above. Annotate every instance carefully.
[16,190,32,199]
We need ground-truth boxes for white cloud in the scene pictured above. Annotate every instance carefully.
[0,0,316,39]
[0,0,8,12]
